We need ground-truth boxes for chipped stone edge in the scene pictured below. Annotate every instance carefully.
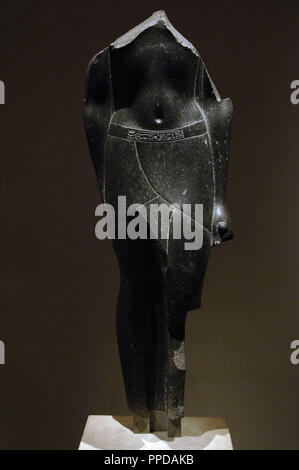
[110,10,220,101]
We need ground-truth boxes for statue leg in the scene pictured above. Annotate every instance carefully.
[113,235,166,433]
[116,278,152,432]
[167,306,187,437]
[114,232,209,438]
[149,298,186,437]
[116,277,187,437]
[152,229,211,437]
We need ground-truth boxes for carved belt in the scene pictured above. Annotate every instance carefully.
[108,120,207,143]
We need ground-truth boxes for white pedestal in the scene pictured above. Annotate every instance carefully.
[79,415,233,450]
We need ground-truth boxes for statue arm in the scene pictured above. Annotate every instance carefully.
[207,97,234,245]
[198,65,234,245]
[84,47,114,200]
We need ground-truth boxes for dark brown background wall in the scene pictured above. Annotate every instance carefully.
[0,0,298,450]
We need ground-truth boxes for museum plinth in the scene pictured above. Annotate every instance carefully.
[79,415,233,450]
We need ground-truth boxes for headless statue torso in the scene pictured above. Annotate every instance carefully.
[84,11,234,437]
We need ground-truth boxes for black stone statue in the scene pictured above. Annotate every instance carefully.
[84,11,233,437]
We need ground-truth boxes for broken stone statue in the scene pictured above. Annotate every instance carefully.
[84,10,234,438]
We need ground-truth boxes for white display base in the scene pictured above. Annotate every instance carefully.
[79,415,233,450]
